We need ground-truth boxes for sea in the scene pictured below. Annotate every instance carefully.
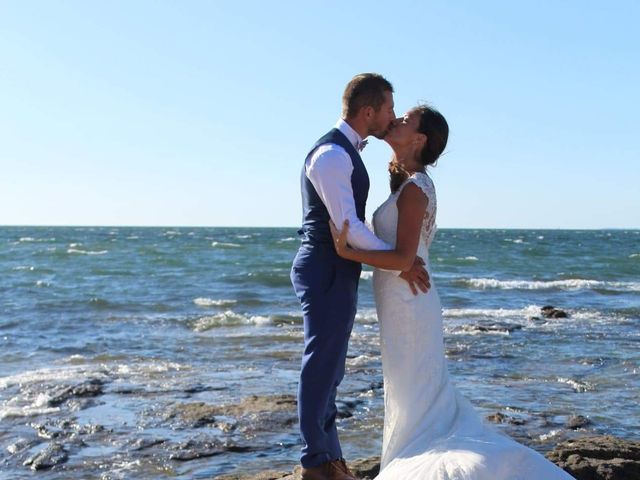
[0,227,638,479]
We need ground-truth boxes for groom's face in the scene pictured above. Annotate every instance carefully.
[368,91,396,139]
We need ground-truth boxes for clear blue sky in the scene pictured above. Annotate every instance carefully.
[1,1,638,228]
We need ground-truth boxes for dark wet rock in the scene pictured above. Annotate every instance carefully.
[214,472,294,480]
[336,398,363,419]
[48,379,104,407]
[169,438,253,461]
[485,412,526,426]
[214,457,381,480]
[221,394,297,417]
[128,437,166,451]
[461,322,523,334]
[30,422,62,440]
[165,402,219,428]
[541,305,569,319]
[164,395,301,434]
[23,442,68,470]
[545,435,640,479]
[566,415,592,430]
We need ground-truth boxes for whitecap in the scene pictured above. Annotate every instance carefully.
[0,405,61,420]
[459,278,640,292]
[12,265,35,271]
[192,311,272,331]
[278,237,297,243]
[360,271,373,280]
[18,237,55,243]
[69,242,82,248]
[538,429,563,442]
[456,256,478,261]
[211,241,241,248]
[444,305,541,319]
[630,253,640,259]
[193,297,237,307]
[67,248,108,255]
[236,234,252,239]
[347,354,378,367]
[556,377,595,393]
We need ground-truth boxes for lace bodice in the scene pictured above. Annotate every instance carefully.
[372,172,437,257]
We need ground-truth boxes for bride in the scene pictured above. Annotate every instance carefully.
[329,105,574,479]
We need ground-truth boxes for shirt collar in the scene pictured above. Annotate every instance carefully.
[335,118,363,150]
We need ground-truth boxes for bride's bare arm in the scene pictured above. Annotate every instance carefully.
[330,183,428,271]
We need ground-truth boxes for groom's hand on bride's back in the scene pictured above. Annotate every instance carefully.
[400,257,430,295]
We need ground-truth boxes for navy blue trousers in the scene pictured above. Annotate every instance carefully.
[290,243,361,468]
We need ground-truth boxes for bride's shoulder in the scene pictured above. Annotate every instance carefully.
[407,171,435,192]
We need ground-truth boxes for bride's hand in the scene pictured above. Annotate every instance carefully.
[329,219,350,257]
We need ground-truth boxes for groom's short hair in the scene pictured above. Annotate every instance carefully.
[342,73,393,119]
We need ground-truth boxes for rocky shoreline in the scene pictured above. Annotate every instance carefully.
[215,436,640,480]
[4,381,638,479]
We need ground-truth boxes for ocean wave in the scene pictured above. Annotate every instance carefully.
[211,241,241,248]
[0,405,61,420]
[18,237,56,243]
[444,306,541,319]
[556,377,595,393]
[360,271,373,280]
[630,253,640,259]
[193,297,237,307]
[278,237,297,243]
[456,256,479,261]
[458,278,640,292]
[192,311,272,331]
[12,265,35,271]
[67,248,108,255]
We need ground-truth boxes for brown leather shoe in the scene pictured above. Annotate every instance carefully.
[336,458,359,479]
[301,459,357,480]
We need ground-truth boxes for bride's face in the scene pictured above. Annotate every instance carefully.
[385,109,421,150]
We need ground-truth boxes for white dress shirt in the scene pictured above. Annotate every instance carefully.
[305,119,394,252]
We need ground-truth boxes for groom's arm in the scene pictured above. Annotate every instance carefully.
[306,145,393,251]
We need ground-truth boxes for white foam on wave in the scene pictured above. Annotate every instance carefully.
[444,305,541,319]
[347,354,378,367]
[630,253,640,259]
[192,310,272,331]
[556,377,595,393]
[460,278,640,292]
[211,241,241,248]
[0,405,61,420]
[67,248,108,255]
[278,237,297,243]
[360,271,373,280]
[457,256,479,261]
[236,234,252,239]
[193,297,237,307]
[18,237,55,243]
[12,265,35,271]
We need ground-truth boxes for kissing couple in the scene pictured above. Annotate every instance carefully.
[290,73,574,480]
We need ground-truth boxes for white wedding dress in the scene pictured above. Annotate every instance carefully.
[371,172,574,480]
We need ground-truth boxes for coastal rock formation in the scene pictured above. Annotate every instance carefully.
[216,437,640,480]
[545,436,640,480]
[541,305,569,319]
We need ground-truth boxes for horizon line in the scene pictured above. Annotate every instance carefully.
[1,224,639,231]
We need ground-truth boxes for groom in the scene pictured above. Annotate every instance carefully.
[290,73,430,480]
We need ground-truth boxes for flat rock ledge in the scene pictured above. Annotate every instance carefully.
[215,436,640,480]
[545,435,640,480]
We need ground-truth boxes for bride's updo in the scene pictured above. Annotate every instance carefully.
[389,105,449,193]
